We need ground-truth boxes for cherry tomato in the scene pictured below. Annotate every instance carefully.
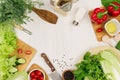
[26,50,32,55]
[31,78,37,80]
[17,48,23,54]
[40,77,44,80]
[96,28,103,33]
[35,70,42,76]
[30,72,35,78]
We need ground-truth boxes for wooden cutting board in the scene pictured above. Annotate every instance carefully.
[11,39,37,71]
[27,64,49,80]
[89,8,120,41]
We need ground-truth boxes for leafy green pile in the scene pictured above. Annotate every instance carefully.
[74,52,107,80]
[101,0,120,7]
[0,23,17,80]
[0,0,43,25]
[74,50,120,80]
[0,23,17,56]
[0,56,17,80]
[0,0,43,80]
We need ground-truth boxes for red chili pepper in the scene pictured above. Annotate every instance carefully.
[91,8,108,24]
[107,2,120,17]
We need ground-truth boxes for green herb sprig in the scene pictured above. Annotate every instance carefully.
[0,0,43,25]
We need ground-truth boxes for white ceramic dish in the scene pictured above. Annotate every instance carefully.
[28,69,45,80]
[104,19,120,36]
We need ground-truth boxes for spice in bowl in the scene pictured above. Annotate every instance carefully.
[28,69,45,80]
[62,70,74,80]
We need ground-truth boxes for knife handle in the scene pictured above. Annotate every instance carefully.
[41,53,56,72]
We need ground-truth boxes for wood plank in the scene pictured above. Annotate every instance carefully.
[12,39,37,71]
[27,64,49,80]
[89,8,120,41]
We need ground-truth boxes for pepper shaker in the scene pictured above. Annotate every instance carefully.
[73,7,86,26]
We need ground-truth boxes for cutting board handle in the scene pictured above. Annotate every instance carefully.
[41,53,56,72]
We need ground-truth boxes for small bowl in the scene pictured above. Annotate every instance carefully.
[62,70,75,80]
[104,19,120,36]
[28,69,45,80]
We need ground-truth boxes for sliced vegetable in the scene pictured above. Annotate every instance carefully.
[26,50,32,55]
[9,67,18,73]
[17,48,23,54]
[15,58,26,65]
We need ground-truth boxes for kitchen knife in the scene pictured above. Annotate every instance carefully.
[41,53,62,80]
[15,24,32,35]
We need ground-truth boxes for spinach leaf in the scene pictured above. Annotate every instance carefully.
[101,0,120,7]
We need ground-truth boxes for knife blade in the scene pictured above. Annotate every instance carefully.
[41,53,62,80]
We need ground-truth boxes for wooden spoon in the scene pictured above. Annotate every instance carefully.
[32,7,58,24]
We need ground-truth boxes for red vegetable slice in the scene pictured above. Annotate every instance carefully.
[26,50,32,55]
[17,48,23,54]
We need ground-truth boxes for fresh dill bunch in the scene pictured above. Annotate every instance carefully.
[0,0,43,25]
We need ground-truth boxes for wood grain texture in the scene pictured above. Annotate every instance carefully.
[12,39,36,71]
[27,64,49,80]
[32,7,58,24]
[89,8,120,41]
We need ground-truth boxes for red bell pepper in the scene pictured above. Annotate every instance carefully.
[91,8,108,24]
[107,2,120,17]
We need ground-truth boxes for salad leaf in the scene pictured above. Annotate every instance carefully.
[100,50,120,80]
[101,0,120,7]
[6,71,28,80]
[0,24,17,56]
